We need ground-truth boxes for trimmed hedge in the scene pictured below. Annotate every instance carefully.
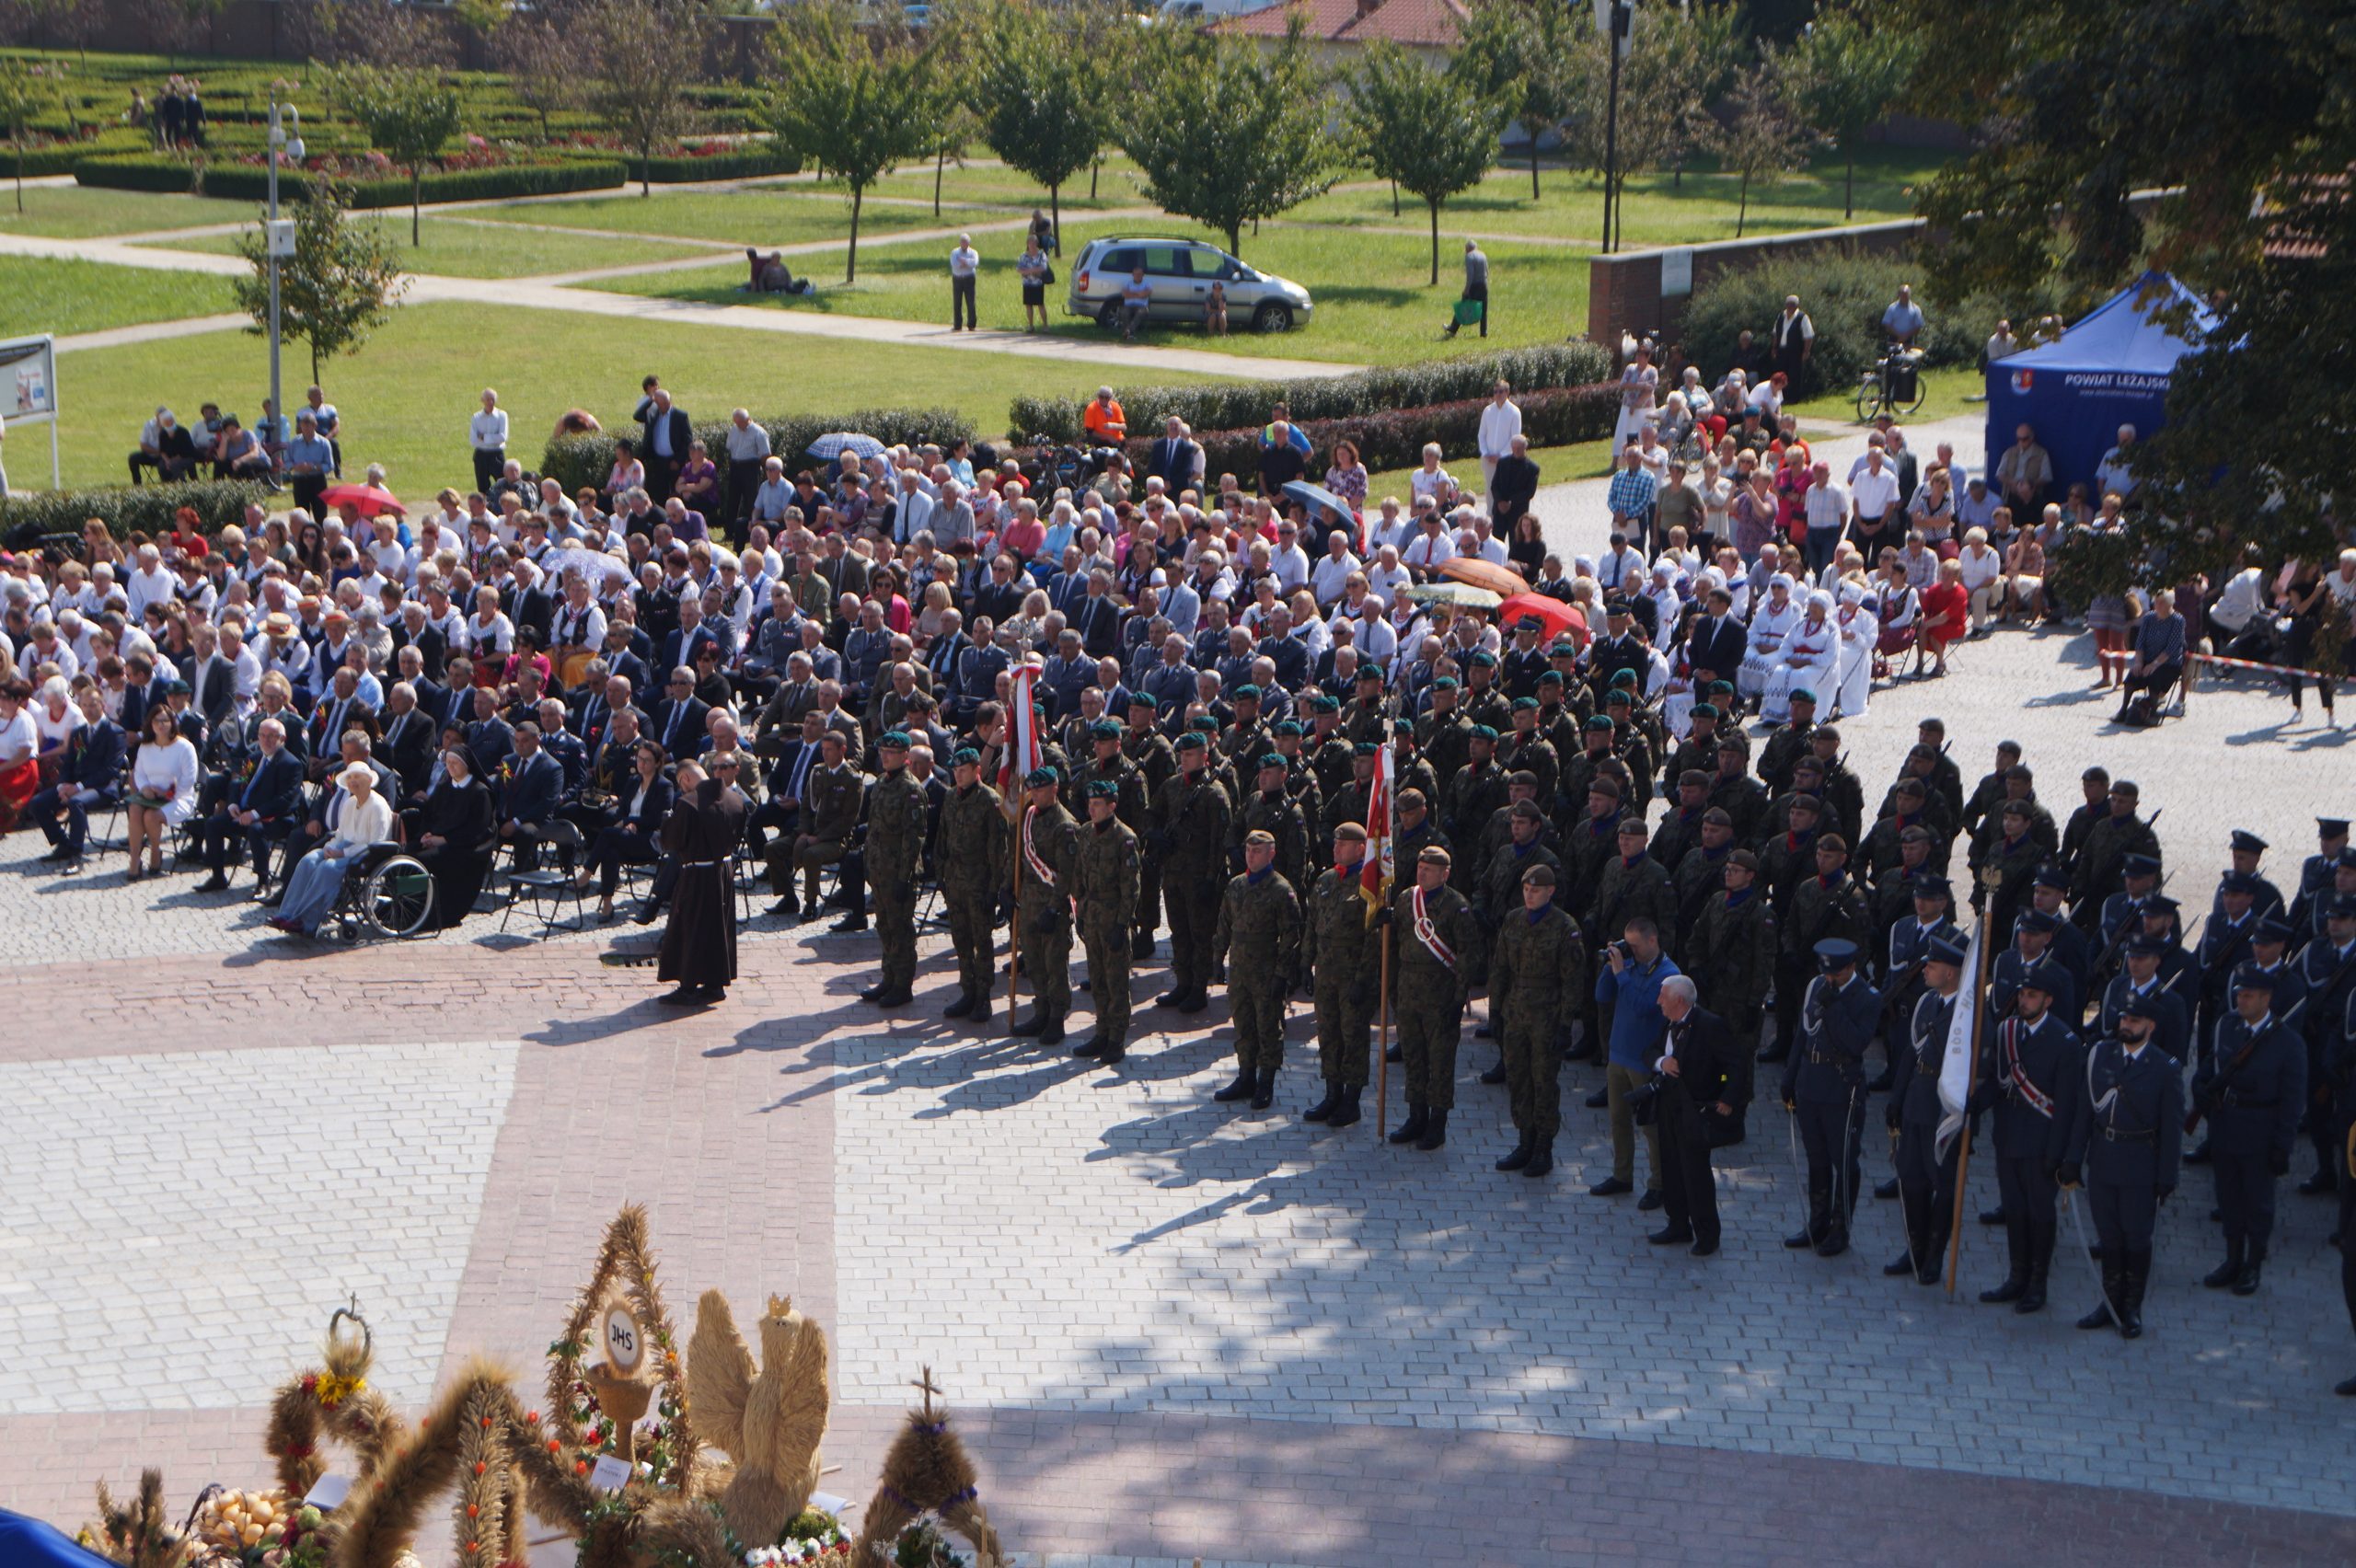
[594,147,803,183]
[543,409,979,494]
[72,154,628,207]
[1010,342,1615,445]
[0,129,147,178]
[0,480,269,550]
[1680,251,2056,399]
[1149,384,1623,490]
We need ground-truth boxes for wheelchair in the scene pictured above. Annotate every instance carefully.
[324,842,437,940]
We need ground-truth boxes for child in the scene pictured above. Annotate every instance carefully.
[1204,282,1228,336]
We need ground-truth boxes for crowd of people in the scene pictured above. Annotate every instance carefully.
[6,330,2356,1387]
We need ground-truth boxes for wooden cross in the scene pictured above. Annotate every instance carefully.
[908,1367,942,1420]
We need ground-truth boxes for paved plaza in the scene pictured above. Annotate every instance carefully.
[6,452,2356,1564]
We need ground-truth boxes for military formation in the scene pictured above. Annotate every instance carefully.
[791,676,2356,1393]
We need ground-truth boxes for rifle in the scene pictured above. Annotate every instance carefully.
[2184,1032,2264,1136]
[1876,959,1927,1026]
[2088,869,2171,986]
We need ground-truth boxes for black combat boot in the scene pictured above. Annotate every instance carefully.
[1074,1036,1107,1058]
[1480,1054,1507,1083]
[1389,1102,1428,1144]
[2202,1238,2245,1289]
[1175,987,1209,1014]
[1250,1070,1276,1111]
[1154,986,1187,1009]
[2015,1240,2050,1313]
[830,908,868,933]
[1303,1084,1341,1123]
[1885,1251,1917,1277]
[1496,1136,1534,1172]
[1981,1216,2029,1302]
[1132,930,1156,961]
[942,990,976,1019]
[1326,1085,1363,1127]
[1415,1107,1449,1150]
[2232,1240,2265,1297]
[2076,1262,2121,1330]
[2119,1251,2152,1337]
[1010,1007,1047,1037]
[1039,1006,1066,1045]
[1214,1066,1256,1102]
[969,992,992,1025]
[1521,1136,1553,1177]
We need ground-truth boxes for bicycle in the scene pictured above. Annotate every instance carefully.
[1855,344,1928,421]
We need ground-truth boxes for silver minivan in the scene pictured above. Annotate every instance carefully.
[1065,235,1315,333]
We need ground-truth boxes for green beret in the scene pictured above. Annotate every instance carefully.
[1707,679,1736,696]
[951,747,981,767]
[1467,651,1497,668]
[1190,715,1218,732]
[1789,686,1819,704]
[1604,688,1634,706]
[1585,715,1615,732]
[1356,666,1384,684]
[1549,640,1580,657]
[1256,752,1285,771]
[1232,683,1262,700]
[1610,669,1638,687]
[1310,694,1341,712]
[1090,719,1121,739]
[1354,741,1378,756]
[1393,719,1415,736]
[1508,696,1537,711]
[879,730,911,750]
[1273,720,1304,736]
[1690,703,1719,721]
[1176,732,1207,752]
[1469,723,1499,742]
[1085,779,1118,800]
[1025,765,1060,787]
[1430,676,1459,691]
[1127,691,1157,708]
[1538,670,1565,686]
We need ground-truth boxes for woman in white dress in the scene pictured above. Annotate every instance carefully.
[1761,591,1842,723]
[268,763,395,937]
[1612,343,1660,451]
[1831,582,1880,719]
[124,702,199,881]
[1738,574,1801,704]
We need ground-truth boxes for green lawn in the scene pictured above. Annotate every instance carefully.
[455,188,982,248]
[829,153,1153,216]
[0,184,255,238]
[1787,364,1982,429]
[0,253,237,338]
[587,215,1592,367]
[36,297,1225,491]
[134,216,726,280]
[1363,434,1619,509]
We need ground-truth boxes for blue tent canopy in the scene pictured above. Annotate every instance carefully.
[0,1511,121,1568]
[1984,272,2218,508]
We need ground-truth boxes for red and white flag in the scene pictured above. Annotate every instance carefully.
[1359,732,1394,923]
[1001,663,1043,796]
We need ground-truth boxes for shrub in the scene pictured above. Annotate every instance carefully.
[0,480,269,549]
[0,128,145,178]
[73,153,627,207]
[1680,250,2071,399]
[542,409,978,493]
[619,145,803,183]
[1009,342,1614,444]
[1149,384,1622,489]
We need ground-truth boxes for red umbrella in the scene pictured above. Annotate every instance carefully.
[1500,592,1587,647]
[318,482,403,519]
[1438,556,1530,597]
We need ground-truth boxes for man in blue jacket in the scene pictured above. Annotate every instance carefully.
[499,721,569,873]
[1594,917,1680,1209]
[194,716,306,893]
[1781,938,1884,1257]
[29,689,126,874]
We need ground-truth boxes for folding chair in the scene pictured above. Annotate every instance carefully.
[500,819,589,936]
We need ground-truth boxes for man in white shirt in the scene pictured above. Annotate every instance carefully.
[1310,531,1361,608]
[1464,513,1509,566]
[1268,521,1312,591]
[2094,423,2138,503]
[1595,532,1646,594]
[1476,379,1521,506]
[1365,544,1411,608]
[949,234,980,331]
[894,467,935,546]
[1802,462,1852,577]
[123,544,176,622]
[469,388,508,495]
[1881,283,1925,349]
[1848,446,1902,549]
[1401,509,1455,576]
[2205,559,2269,654]
[723,409,773,530]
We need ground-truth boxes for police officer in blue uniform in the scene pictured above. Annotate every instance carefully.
[1780,938,1879,1258]
[1975,960,2081,1313]
[2059,991,2183,1339]
[1886,933,1971,1285]
[2189,965,2304,1297]
[2296,897,2356,1198]
[2097,934,2193,1066]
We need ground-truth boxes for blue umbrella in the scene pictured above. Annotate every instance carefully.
[1281,479,1354,523]
[806,432,884,461]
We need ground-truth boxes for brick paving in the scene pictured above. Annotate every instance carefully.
[6,427,2356,1559]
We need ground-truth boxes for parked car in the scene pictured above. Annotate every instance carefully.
[1065,235,1315,334]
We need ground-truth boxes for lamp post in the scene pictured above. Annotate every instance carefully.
[1590,0,1634,254]
[265,87,304,450]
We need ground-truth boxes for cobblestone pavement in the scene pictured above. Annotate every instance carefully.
[6,462,2356,1561]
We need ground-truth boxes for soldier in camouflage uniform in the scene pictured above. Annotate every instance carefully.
[1151,732,1233,1012]
[1672,807,1741,929]
[1600,687,1657,813]
[1072,779,1144,1064]
[1241,753,1311,899]
[938,747,1007,1025]
[1709,737,1771,844]
[1302,821,1382,1127]
[1010,767,1079,1045]
[1662,703,1728,795]
[1689,848,1776,1059]
[1756,687,1819,798]
[1386,846,1486,1150]
[1272,721,1325,855]
[1392,721,1439,813]
[1214,828,1303,1110]
[859,732,930,1007]
[1442,725,1508,891]
[1650,770,1715,873]
[792,729,867,928]
[1556,717,1621,838]
[1124,695,1177,958]
[1322,744,1379,858]
[1461,651,1512,736]
[1491,862,1588,1178]
[1768,832,1869,1065]
[1416,677,1475,784]
[1344,667,1391,745]
[1220,684,1273,767]
[1590,815,1680,962]
[1498,697,1561,805]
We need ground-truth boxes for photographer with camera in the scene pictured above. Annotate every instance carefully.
[1592,917,1680,1209]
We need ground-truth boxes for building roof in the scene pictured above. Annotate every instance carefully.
[1212,0,1468,49]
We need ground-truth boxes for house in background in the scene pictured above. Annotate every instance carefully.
[1210,0,1469,68]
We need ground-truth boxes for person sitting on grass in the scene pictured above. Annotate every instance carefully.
[1120,266,1152,342]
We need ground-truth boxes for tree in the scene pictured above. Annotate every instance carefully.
[1117,22,1341,260]
[330,64,463,245]
[1788,2,1924,219]
[0,58,64,215]
[1345,43,1507,284]
[1903,0,2356,582]
[763,5,933,282]
[586,0,710,198]
[1621,2,1744,191]
[967,0,1113,242]
[1714,57,1818,237]
[229,179,407,385]
[491,15,573,144]
[1457,0,1582,201]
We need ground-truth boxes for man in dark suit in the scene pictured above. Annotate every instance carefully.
[751,710,827,858]
[1146,416,1204,494]
[641,388,694,502]
[947,631,1008,729]
[507,563,557,651]
[195,716,306,892]
[649,668,712,760]
[571,672,638,757]
[186,641,237,733]
[498,721,569,872]
[1681,586,1750,698]
[1071,574,1122,660]
[306,667,372,778]
[29,693,126,873]
[465,686,515,778]
[375,683,437,801]
[1653,975,1744,1255]
[393,604,448,684]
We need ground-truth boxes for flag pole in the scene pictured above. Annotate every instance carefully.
[1377,928,1392,1138]
[1946,867,1999,1297]
[1009,801,1026,1029]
